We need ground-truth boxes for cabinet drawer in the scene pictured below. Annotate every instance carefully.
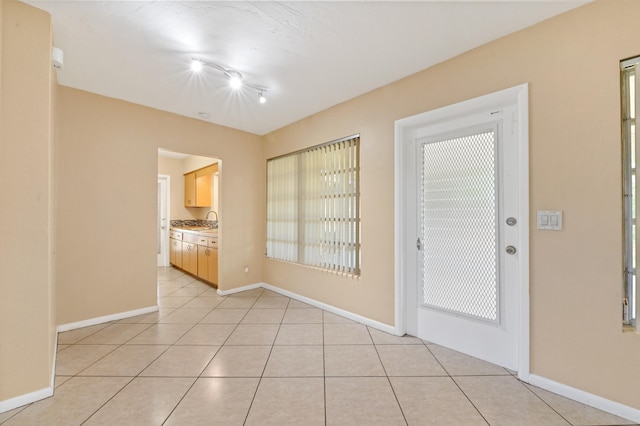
[170,230,183,240]
[183,233,200,244]
[197,236,208,246]
[208,237,218,248]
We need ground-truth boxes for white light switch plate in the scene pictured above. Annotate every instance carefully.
[537,210,563,230]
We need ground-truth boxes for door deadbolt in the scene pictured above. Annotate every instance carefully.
[506,217,517,226]
[506,245,517,255]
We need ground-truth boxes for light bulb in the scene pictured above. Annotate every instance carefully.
[190,59,203,72]
[226,70,243,89]
[259,91,266,104]
[229,75,242,89]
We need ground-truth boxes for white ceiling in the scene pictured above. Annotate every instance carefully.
[25,1,589,136]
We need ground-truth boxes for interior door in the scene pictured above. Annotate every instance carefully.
[157,175,170,267]
[414,105,521,371]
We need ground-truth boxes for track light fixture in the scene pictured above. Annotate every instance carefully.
[190,58,267,104]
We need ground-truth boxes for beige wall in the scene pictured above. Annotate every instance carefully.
[262,0,640,411]
[0,0,56,402]
[56,88,264,325]
[183,155,216,174]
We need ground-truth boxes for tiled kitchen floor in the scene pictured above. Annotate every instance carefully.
[0,267,636,425]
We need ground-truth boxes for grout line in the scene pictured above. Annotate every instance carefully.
[424,343,491,426]
[61,270,211,425]
[367,326,409,426]
[520,381,574,426]
[448,376,491,426]
[160,376,200,425]
[241,290,283,425]
[78,376,137,425]
[74,324,176,424]
[121,272,218,425]
[0,406,28,425]
[322,311,327,426]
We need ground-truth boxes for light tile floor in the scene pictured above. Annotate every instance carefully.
[1,267,637,425]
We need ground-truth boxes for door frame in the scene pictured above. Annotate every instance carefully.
[394,84,530,381]
[158,174,171,267]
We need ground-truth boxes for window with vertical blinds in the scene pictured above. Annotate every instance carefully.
[266,135,360,275]
[622,56,639,330]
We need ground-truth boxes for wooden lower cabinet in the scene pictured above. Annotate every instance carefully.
[197,244,208,281]
[207,246,218,285]
[170,238,182,268]
[197,244,218,285]
[207,236,218,285]
[170,228,218,286]
[182,242,198,276]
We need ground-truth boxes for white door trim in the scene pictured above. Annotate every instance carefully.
[394,84,530,380]
[158,174,171,267]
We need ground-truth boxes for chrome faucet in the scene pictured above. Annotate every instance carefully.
[206,210,218,226]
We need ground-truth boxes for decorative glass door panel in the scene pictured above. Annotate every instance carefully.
[419,127,499,323]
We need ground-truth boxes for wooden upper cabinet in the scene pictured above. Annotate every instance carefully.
[195,173,211,206]
[184,163,218,207]
[184,172,196,206]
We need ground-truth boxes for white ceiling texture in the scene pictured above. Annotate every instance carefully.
[25,1,589,136]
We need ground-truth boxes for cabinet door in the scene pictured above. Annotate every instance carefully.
[183,242,198,275]
[208,248,218,285]
[170,238,182,268]
[184,172,196,207]
[197,245,209,280]
[195,173,212,207]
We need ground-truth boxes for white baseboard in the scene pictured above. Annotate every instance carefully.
[1,305,160,413]
[216,283,263,296]
[528,374,640,423]
[219,281,397,335]
[0,330,60,414]
[56,305,159,333]
[50,331,58,390]
[261,282,397,335]
[0,386,52,414]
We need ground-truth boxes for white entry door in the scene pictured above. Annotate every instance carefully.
[157,175,170,267]
[396,84,529,373]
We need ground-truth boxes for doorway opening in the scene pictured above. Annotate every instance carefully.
[157,148,221,285]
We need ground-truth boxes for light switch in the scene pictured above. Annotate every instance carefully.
[540,214,549,226]
[537,210,563,230]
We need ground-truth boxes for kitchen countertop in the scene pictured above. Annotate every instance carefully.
[171,226,218,235]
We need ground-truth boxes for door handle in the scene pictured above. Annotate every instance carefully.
[506,245,517,255]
